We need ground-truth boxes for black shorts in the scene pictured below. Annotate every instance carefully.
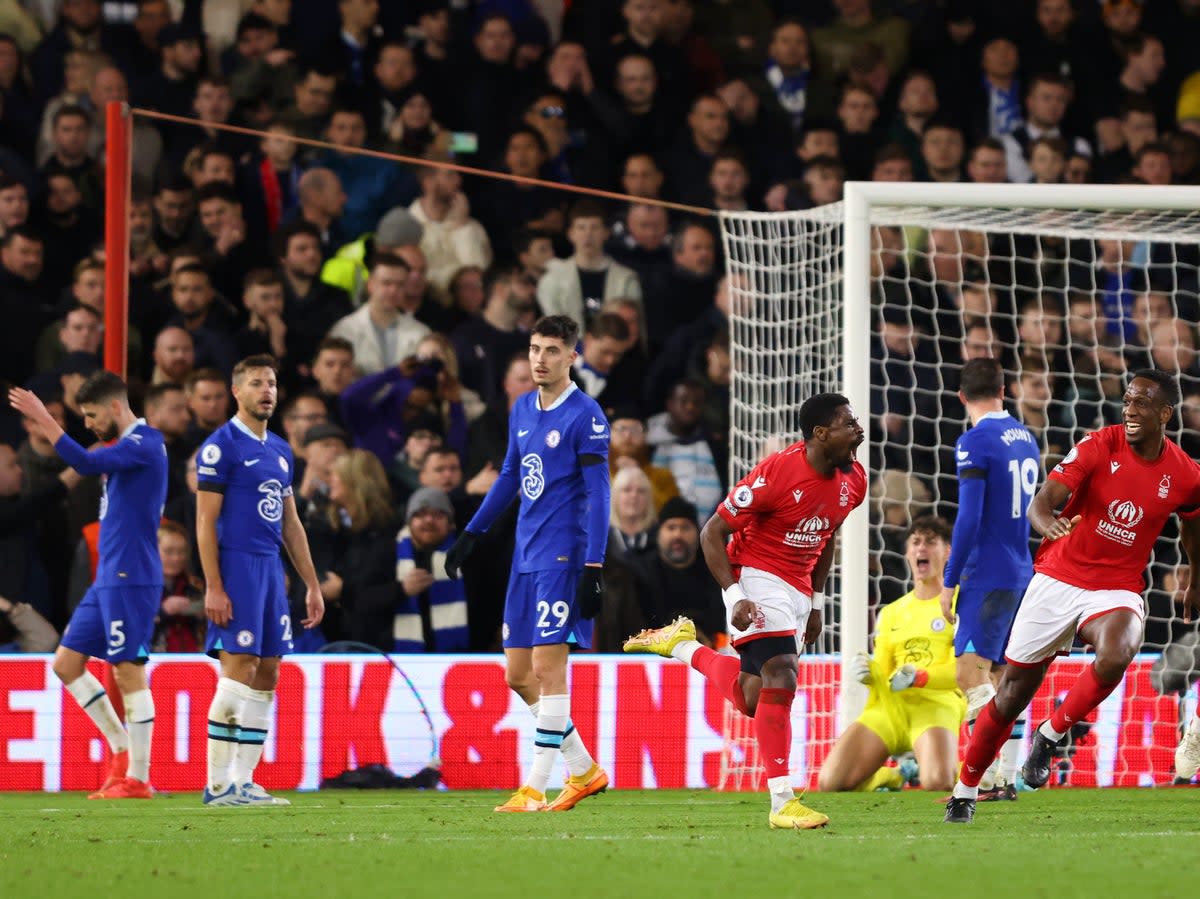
[739,634,798,676]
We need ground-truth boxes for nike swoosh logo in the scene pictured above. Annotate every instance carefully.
[956,450,969,460]
[106,647,122,656]
[244,459,260,466]
[539,629,560,637]
[518,429,530,437]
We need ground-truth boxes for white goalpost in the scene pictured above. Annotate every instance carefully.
[720,183,1200,787]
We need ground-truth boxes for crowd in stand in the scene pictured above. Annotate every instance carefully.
[2,0,1200,654]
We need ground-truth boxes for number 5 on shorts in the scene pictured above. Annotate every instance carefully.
[108,619,125,654]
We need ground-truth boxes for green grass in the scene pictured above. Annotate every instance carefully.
[0,789,1192,898]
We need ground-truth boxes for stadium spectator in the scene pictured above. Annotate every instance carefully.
[314,448,400,645]
[608,407,679,513]
[1000,73,1091,184]
[647,378,723,519]
[277,63,338,143]
[35,302,100,375]
[328,253,430,375]
[152,521,205,653]
[232,269,288,364]
[631,496,723,639]
[276,222,353,372]
[309,337,356,421]
[281,393,330,479]
[144,382,191,501]
[392,486,469,653]
[607,203,673,290]
[166,263,237,375]
[409,165,493,296]
[888,70,938,175]
[0,592,59,652]
[642,221,716,346]
[608,465,658,566]
[475,127,565,259]
[811,0,909,84]
[537,200,642,331]
[150,326,196,386]
[321,204,423,306]
[295,421,348,506]
[966,138,1009,183]
[465,352,531,478]
[921,122,965,183]
[183,368,230,451]
[660,94,729,204]
[0,177,31,238]
[365,40,418,140]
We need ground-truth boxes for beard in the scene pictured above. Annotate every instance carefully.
[97,421,119,442]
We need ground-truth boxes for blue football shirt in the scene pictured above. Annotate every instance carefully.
[468,382,610,572]
[54,419,167,588]
[196,416,294,555]
[944,410,1040,592]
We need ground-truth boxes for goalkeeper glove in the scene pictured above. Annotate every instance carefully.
[576,566,604,619]
[444,531,479,580]
[889,664,930,692]
[849,650,872,685]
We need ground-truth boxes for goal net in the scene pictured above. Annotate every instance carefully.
[720,183,1200,788]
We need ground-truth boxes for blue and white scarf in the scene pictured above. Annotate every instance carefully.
[394,531,469,652]
[765,59,809,133]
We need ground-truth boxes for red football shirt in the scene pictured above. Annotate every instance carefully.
[715,441,867,594]
[1036,425,1200,593]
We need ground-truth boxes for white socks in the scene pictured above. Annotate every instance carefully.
[526,698,596,779]
[231,688,273,786]
[767,774,795,813]
[123,689,155,783]
[997,714,1026,785]
[207,677,252,792]
[1040,720,1067,742]
[65,672,128,754]
[527,694,570,794]
[670,639,701,666]
[953,781,978,800]
[965,682,996,722]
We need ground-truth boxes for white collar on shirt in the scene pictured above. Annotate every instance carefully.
[231,415,268,444]
[536,381,578,412]
[979,410,1012,422]
[121,417,146,438]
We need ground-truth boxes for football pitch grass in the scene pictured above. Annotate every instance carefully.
[1,788,1194,898]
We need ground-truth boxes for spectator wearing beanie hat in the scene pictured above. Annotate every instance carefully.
[631,496,724,641]
[392,486,469,653]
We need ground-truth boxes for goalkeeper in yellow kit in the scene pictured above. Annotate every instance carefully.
[818,516,965,792]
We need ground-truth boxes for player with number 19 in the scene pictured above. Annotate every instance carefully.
[939,358,1039,799]
[445,315,611,813]
[196,355,324,806]
[945,370,1200,823]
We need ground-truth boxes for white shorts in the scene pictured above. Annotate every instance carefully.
[727,566,811,649]
[1004,572,1145,667]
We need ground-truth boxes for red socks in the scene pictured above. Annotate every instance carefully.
[691,646,749,716]
[755,688,793,779]
[960,700,1016,788]
[1049,663,1121,734]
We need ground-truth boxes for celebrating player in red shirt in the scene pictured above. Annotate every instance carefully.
[624,393,866,831]
[945,371,1200,823]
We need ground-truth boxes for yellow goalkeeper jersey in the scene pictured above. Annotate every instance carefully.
[871,589,960,697]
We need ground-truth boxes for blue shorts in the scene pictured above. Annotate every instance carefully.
[954,586,1024,664]
[502,568,593,650]
[61,584,158,664]
[205,551,293,659]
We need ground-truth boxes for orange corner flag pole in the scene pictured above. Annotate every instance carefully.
[103,100,130,379]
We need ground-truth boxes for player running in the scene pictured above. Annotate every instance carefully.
[945,370,1200,823]
[197,355,324,806]
[625,393,866,830]
[445,315,611,813]
[819,516,965,793]
[939,358,1039,800]
[11,373,167,799]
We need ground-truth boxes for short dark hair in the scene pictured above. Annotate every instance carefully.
[587,312,631,343]
[52,104,91,128]
[422,446,460,468]
[186,367,227,391]
[909,514,953,544]
[243,267,282,292]
[1130,369,1181,408]
[513,228,552,257]
[195,181,240,207]
[172,262,209,282]
[232,354,278,384]
[76,370,128,406]
[273,219,321,259]
[798,392,850,439]
[566,199,608,229]
[315,335,354,359]
[532,314,579,347]
[959,357,1004,401]
[64,301,101,322]
[144,382,184,409]
[371,251,411,273]
[2,225,42,248]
